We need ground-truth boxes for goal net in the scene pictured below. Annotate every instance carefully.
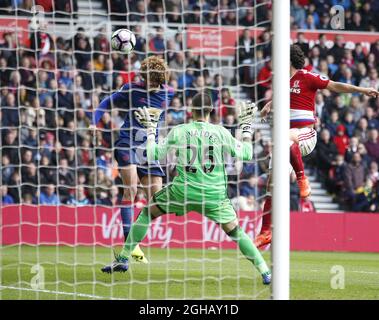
[0,0,274,300]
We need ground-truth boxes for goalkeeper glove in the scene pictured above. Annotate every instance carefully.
[238,100,258,139]
[134,107,162,137]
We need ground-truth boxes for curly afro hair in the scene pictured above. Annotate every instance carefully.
[290,45,305,70]
[140,55,170,88]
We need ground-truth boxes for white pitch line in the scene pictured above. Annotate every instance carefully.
[351,271,379,275]
[0,285,125,300]
[300,269,379,275]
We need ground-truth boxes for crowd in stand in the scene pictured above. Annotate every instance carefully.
[291,0,379,32]
[2,0,379,33]
[0,4,272,209]
[1,0,379,212]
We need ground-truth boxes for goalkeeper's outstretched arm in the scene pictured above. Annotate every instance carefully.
[222,126,253,161]
[222,100,258,161]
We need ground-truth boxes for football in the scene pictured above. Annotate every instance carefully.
[111,28,136,54]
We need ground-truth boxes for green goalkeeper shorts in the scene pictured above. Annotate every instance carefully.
[152,184,237,224]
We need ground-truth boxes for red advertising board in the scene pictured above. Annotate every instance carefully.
[186,25,264,56]
[2,206,379,252]
[0,205,262,249]
[0,18,29,46]
[291,29,379,54]
[186,25,379,57]
[291,29,379,44]
[291,211,379,252]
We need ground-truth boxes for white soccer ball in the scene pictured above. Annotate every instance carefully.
[111,28,136,54]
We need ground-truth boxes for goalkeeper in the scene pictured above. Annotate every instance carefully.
[102,93,271,285]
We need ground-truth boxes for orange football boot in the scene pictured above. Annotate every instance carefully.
[254,230,272,249]
[298,176,311,198]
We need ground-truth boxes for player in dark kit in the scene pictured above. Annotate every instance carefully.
[90,56,174,262]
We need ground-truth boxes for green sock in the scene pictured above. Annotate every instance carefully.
[228,226,270,275]
[120,208,151,259]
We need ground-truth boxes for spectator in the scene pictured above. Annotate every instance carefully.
[109,185,123,207]
[344,152,366,210]
[22,163,38,196]
[74,37,92,70]
[58,158,75,201]
[345,136,359,162]
[223,114,237,137]
[329,35,345,64]
[39,155,56,185]
[22,128,38,151]
[354,117,369,142]
[96,150,113,177]
[257,141,272,175]
[348,96,364,122]
[57,82,74,113]
[257,60,272,102]
[149,27,165,54]
[359,68,379,91]
[326,154,346,197]
[232,195,259,211]
[302,13,317,30]
[295,32,310,56]
[22,193,34,205]
[236,29,255,84]
[169,52,185,80]
[368,161,379,185]
[66,185,91,206]
[2,129,19,164]
[58,120,76,147]
[167,96,185,126]
[342,112,356,137]
[1,185,14,204]
[357,143,371,168]
[93,27,110,53]
[215,88,236,120]
[290,0,306,28]
[240,176,260,198]
[166,5,183,25]
[129,0,146,22]
[314,34,329,59]
[54,0,78,19]
[240,9,254,27]
[316,129,339,181]
[325,110,340,137]
[2,154,14,184]
[352,178,375,212]
[333,124,349,155]
[365,107,379,130]
[2,92,19,127]
[39,184,60,205]
[89,168,112,203]
[365,129,379,162]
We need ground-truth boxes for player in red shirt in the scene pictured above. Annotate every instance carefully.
[254,45,378,249]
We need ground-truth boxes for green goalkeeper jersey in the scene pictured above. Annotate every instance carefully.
[147,121,253,202]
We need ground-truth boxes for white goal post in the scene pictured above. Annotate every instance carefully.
[272,0,290,300]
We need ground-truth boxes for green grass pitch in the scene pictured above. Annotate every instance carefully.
[1,246,378,300]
